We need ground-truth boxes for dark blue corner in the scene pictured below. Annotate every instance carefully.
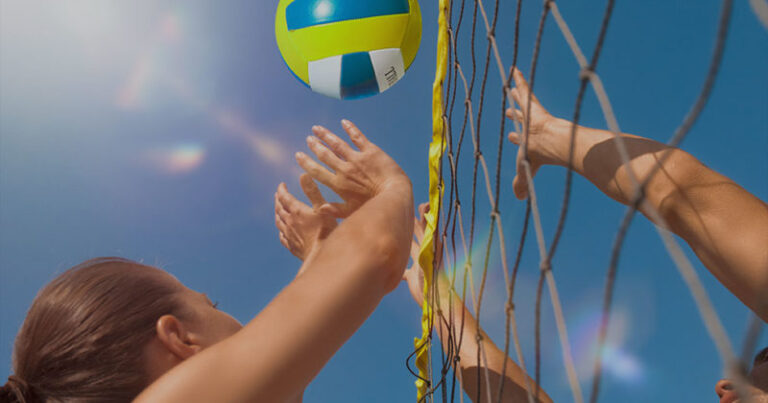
[340,52,380,99]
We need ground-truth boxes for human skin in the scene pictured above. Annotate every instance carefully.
[505,68,768,324]
[275,194,552,403]
[505,69,768,401]
[403,204,554,403]
[134,120,414,403]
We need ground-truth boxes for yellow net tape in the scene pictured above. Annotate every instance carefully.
[415,0,450,400]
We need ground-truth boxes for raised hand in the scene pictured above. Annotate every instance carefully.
[505,68,564,200]
[295,120,411,218]
[403,203,444,306]
[274,175,338,266]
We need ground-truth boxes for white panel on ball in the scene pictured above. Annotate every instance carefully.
[369,48,405,93]
[308,55,343,99]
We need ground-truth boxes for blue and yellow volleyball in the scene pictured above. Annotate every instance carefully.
[275,0,422,100]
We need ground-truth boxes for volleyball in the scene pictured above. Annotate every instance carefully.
[275,0,422,100]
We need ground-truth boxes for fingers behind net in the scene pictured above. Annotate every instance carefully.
[512,68,531,97]
[506,107,524,123]
[513,155,538,200]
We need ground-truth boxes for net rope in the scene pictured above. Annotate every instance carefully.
[410,0,762,402]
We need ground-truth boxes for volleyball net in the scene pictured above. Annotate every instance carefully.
[409,0,767,402]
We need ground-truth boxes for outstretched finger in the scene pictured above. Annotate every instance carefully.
[512,68,530,94]
[276,182,309,214]
[307,135,347,173]
[506,107,524,122]
[509,88,522,107]
[275,194,291,226]
[299,174,326,208]
[512,68,540,105]
[513,151,538,200]
[279,231,291,250]
[296,152,337,190]
[340,119,371,150]
[509,88,532,113]
[275,213,289,238]
[311,126,356,160]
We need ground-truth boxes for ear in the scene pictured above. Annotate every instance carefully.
[155,314,202,360]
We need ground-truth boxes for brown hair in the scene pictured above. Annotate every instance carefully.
[1,257,185,402]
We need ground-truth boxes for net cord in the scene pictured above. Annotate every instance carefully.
[474,0,751,401]
[750,0,768,29]
[421,0,756,401]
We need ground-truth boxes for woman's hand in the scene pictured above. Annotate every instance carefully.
[403,203,444,306]
[506,68,567,199]
[295,120,411,218]
[274,174,338,267]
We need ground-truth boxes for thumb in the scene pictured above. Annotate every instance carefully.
[402,266,412,281]
[513,162,540,200]
[513,175,529,200]
[300,174,326,208]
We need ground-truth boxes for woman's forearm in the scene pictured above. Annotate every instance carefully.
[430,275,551,403]
[543,117,686,211]
[546,118,768,321]
[136,184,413,403]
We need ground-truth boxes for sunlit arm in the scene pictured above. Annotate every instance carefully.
[134,182,413,403]
[507,68,768,323]
[404,205,552,403]
[540,118,768,322]
[426,274,553,403]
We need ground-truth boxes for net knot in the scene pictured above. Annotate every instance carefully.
[540,260,552,273]
[579,67,594,81]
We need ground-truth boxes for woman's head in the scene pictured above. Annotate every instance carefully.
[1,257,241,403]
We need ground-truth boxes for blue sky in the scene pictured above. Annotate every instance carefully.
[1,1,766,402]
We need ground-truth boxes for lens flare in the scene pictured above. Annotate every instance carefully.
[115,12,296,176]
[144,143,206,175]
[440,226,501,309]
[569,305,646,385]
